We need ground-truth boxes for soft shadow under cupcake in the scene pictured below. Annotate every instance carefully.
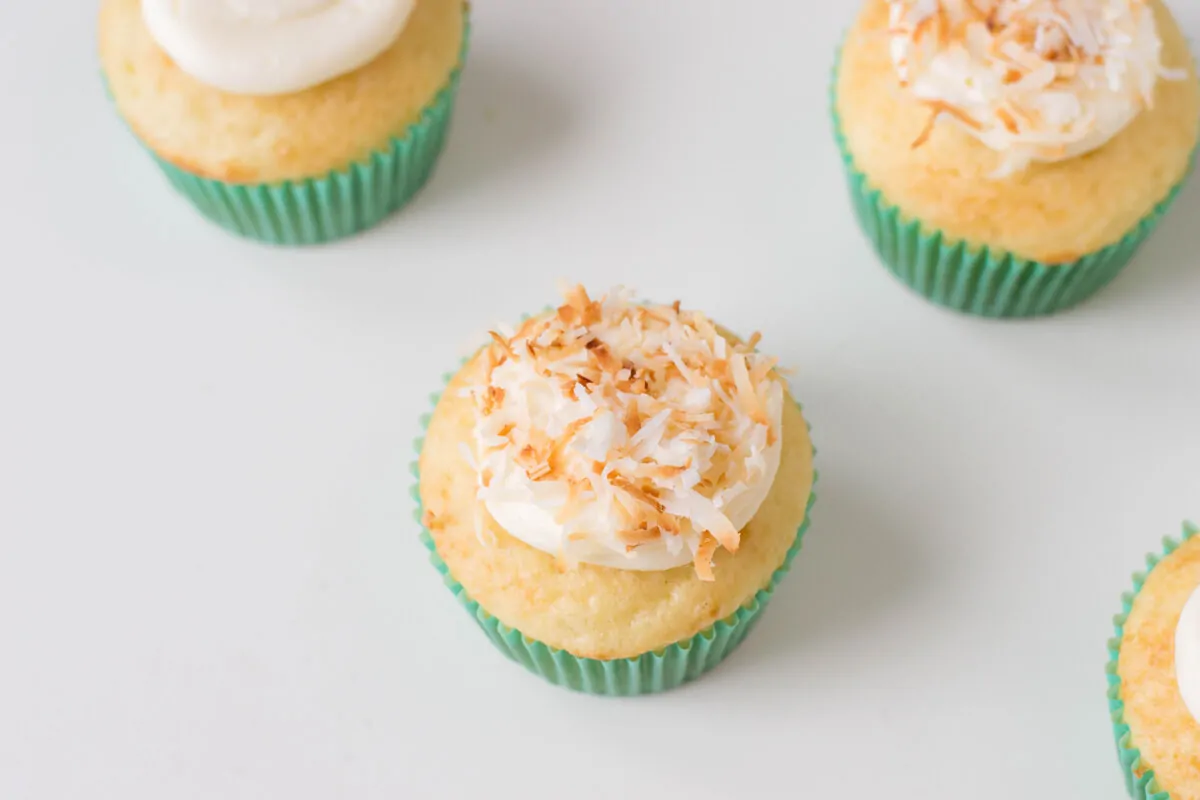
[1085,158,1200,312]
[742,475,930,662]
[415,48,578,210]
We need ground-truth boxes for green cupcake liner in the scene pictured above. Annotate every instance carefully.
[106,16,470,246]
[1106,520,1200,800]
[410,354,818,696]
[830,57,1193,318]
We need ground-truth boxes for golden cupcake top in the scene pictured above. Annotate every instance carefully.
[887,0,1186,175]
[461,286,785,580]
[1178,571,1200,724]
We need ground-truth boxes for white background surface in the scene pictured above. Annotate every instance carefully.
[3,1,1199,797]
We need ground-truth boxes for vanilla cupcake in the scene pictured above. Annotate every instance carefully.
[1108,521,1200,799]
[834,0,1199,317]
[414,287,817,695]
[98,0,468,244]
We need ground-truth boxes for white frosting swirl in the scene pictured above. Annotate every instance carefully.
[1176,584,1200,724]
[141,0,416,96]
[887,0,1185,176]
[462,287,785,579]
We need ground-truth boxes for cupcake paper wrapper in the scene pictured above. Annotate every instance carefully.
[1106,520,1200,800]
[411,355,818,696]
[830,59,1192,318]
[106,17,470,246]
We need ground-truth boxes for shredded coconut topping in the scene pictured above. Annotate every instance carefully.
[462,286,785,580]
[888,0,1184,176]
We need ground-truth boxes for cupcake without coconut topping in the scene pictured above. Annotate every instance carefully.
[98,0,468,244]
[416,287,816,693]
[1109,522,1200,800]
[834,0,1200,316]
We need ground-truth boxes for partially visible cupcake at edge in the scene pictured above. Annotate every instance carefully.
[98,0,468,244]
[1108,521,1200,799]
[415,286,816,695]
[834,0,1199,317]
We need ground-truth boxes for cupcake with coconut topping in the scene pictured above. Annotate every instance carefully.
[415,286,816,695]
[834,0,1199,317]
[1108,521,1200,799]
[98,0,468,244]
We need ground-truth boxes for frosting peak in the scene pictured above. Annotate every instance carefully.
[887,0,1185,176]
[142,0,416,96]
[462,286,785,580]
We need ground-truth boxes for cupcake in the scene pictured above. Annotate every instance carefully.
[1108,521,1200,799]
[98,0,468,245]
[833,0,1200,317]
[414,286,817,695]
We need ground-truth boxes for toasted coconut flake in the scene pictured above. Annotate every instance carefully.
[619,525,664,546]
[564,284,604,327]
[652,464,689,480]
[586,339,621,373]
[749,357,778,388]
[488,331,516,361]
[658,511,682,536]
[912,109,939,149]
[526,462,553,481]
[481,385,506,416]
[693,534,718,582]
[925,99,984,131]
[731,354,766,424]
[996,106,1021,133]
[623,403,642,438]
[610,474,664,514]
[706,511,740,553]
[564,284,591,315]
[513,316,541,341]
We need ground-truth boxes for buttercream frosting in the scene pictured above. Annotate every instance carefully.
[1176,584,1200,723]
[886,0,1186,176]
[141,0,416,96]
[460,286,785,579]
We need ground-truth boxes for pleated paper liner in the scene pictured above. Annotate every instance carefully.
[829,65,1191,318]
[411,359,818,696]
[106,13,470,246]
[1106,521,1199,800]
